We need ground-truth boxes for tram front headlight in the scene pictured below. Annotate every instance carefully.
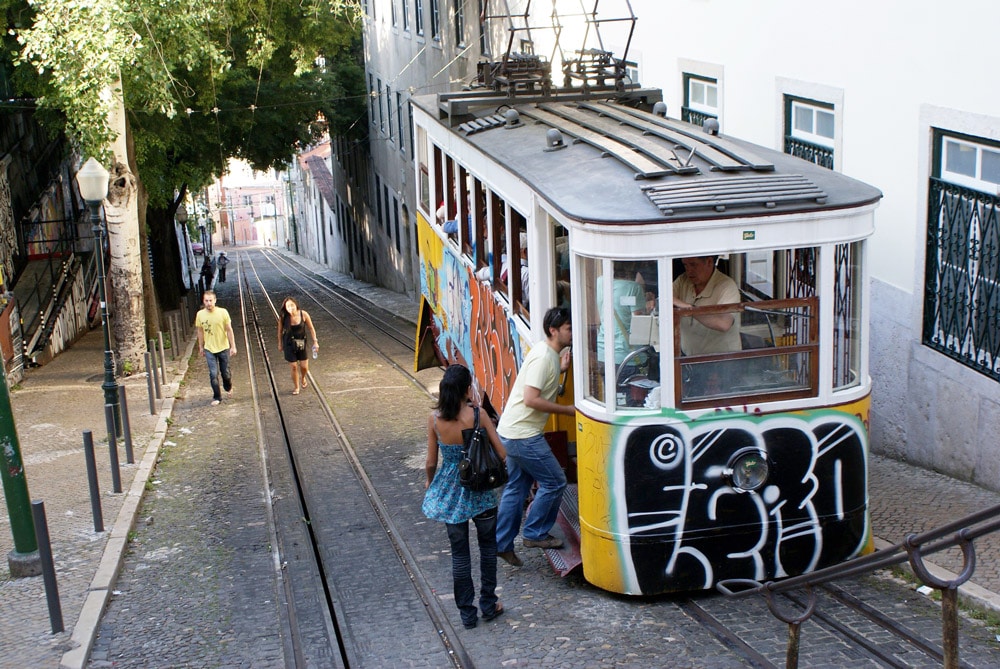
[727,449,769,492]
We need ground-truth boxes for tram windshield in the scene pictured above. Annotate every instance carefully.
[581,243,863,411]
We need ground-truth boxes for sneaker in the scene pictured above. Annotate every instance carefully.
[497,550,523,567]
[523,535,563,549]
[210,399,221,406]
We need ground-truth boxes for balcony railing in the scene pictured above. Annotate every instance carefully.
[923,178,1000,382]
[784,136,834,170]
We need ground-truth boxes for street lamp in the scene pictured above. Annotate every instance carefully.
[76,157,121,437]
[177,205,193,290]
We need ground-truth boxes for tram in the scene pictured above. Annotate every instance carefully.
[413,79,881,595]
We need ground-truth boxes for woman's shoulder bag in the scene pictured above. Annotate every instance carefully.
[458,407,508,491]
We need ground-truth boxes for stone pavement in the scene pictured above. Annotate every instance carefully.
[1,249,999,668]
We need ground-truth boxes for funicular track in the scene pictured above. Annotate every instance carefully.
[227,250,1000,668]
[233,251,469,667]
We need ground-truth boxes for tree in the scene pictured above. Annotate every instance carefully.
[2,0,366,368]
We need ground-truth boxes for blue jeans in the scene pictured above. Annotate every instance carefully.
[446,508,499,627]
[204,349,232,401]
[496,434,567,552]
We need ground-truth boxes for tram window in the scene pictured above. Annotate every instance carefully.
[510,210,529,318]
[554,225,570,310]
[833,241,863,390]
[432,145,444,217]
[583,259,660,410]
[417,127,429,212]
[672,248,821,409]
[580,257,605,403]
[492,194,507,290]
[458,167,472,257]
[473,180,487,272]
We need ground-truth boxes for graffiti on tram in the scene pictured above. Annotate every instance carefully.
[578,403,870,595]
[418,211,524,410]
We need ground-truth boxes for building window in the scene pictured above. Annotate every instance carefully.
[386,84,393,143]
[923,129,1000,381]
[391,0,398,27]
[377,78,385,134]
[430,0,440,41]
[368,73,376,125]
[402,0,409,31]
[784,96,835,170]
[478,0,489,54]
[682,73,718,126]
[397,91,406,154]
[455,0,465,45]
[415,0,424,36]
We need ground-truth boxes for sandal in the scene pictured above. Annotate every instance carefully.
[292,388,300,395]
[482,601,504,622]
[301,379,308,389]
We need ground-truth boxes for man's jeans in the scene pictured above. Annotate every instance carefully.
[446,508,499,627]
[495,434,567,552]
[204,349,232,401]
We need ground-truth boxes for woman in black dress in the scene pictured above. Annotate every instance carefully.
[277,297,318,394]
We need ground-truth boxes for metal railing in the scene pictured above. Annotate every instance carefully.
[784,136,834,170]
[680,107,716,127]
[718,503,1000,668]
[923,178,1000,382]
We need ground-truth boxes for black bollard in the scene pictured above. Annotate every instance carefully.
[82,431,104,532]
[145,353,157,415]
[31,500,64,634]
[157,332,167,384]
[148,340,162,400]
[118,385,134,464]
[104,404,122,494]
[170,315,180,360]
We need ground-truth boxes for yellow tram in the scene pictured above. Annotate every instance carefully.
[413,80,881,595]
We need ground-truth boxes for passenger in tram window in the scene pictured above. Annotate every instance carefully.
[423,364,507,630]
[277,297,318,395]
[194,290,236,406]
[595,262,646,365]
[672,256,741,355]
[495,307,575,565]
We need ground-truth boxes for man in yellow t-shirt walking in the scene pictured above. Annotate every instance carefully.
[194,290,237,406]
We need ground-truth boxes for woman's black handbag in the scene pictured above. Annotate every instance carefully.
[458,407,508,491]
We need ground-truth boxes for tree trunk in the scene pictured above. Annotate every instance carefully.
[104,74,147,374]
[130,133,161,344]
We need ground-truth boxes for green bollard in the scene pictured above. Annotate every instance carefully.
[0,363,40,577]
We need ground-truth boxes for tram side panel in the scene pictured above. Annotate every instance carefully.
[416,210,527,412]
[577,399,872,595]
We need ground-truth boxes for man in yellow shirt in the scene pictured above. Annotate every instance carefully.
[194,290,237,406]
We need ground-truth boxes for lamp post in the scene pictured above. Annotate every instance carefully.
[286,173,299,254]
[76,158,121,437]
[177,205,193,290]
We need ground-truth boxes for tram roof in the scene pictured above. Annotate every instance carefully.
[412,90,882,225]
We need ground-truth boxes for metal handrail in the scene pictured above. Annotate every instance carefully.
[718,502,1000,668]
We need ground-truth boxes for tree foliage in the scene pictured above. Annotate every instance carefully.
[4,0,366,206]
[2,0,366,321]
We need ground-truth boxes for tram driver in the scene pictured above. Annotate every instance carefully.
[672,256,741,355]
[673,256,741,399]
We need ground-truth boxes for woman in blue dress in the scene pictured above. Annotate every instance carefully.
[423,364,507,629]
